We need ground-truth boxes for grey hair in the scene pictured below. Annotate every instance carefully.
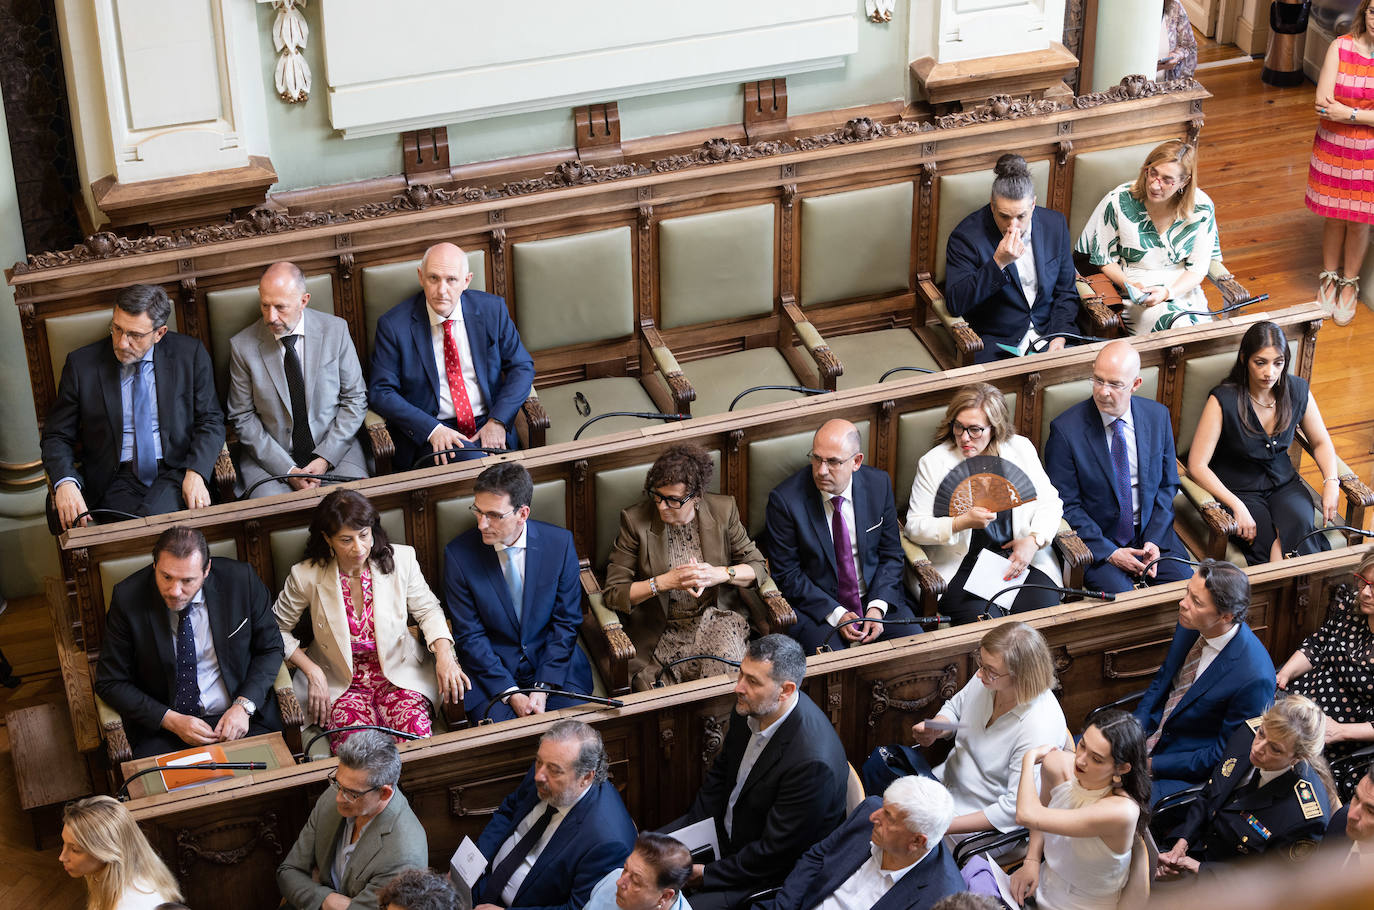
[990,153,1035,203]
[541,719,609,784]
[882,775,955,842]
[115,284,173,330]
[337,729,403,788]
[746,634,807,687]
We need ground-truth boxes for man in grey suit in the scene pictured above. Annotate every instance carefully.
[278,730,428,910]
[227,261,369,497]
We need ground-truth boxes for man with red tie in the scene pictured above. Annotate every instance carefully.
[369,242,535,470]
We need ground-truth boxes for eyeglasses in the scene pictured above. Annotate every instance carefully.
[1090,376,1129,393]
[1147,166,1186,189]
[649,489,696,509]
[809,452,859,469]
[1355,573,1374,591]
[327,771,382,802]
[109,322,160,344]
[974,652,1013,682]
[951,421,989,440]
[469,505,517,522]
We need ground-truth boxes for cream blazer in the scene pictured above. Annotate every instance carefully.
[904,434,1064,586]
[273,543,453,706]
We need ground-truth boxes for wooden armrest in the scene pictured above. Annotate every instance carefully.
[641,321,695,414]
[782,299,842,389]
[1075,272,1123,336]
[579,562,633,695]
[274,662,305,729]
[519,395,549,449]
[1178,468,1237,555]
[213,444,236,502]
[900,535,945,618]
[1054,521,1093,591]
[745,574,796,634]
[364,410,395,475]
[96,695,133,767]
[916,275,982,362]
[1207,259,1251,307]
[1297,430,1374,535]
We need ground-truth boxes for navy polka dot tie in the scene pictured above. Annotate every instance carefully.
[172,607,202,716]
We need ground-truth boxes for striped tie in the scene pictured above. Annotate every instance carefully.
[1145,636,1205,755]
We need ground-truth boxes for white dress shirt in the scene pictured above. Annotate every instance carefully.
[1099,406,1141,520]
[820,477,890,629]
[725,693,800,838]
[815,842,932,910]
[1195,621,1241,680]
[165,589,232,716]
[1010,225,1041,354]
[493,785,591,906]
[426,302,488,426]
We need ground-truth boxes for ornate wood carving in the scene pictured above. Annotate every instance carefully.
[725,430,745,504]
[1188,116,1204,146]
[1161,344,1186,438]
[243,520,268,586]
[177,258,202,340]
[490,227,508,300]
[69,547,100,650]
[336,248,363,355]
[1073,76,1202,110]
[1051,140,1073,213]
[701,713,727,767]
[572,459,591,557]
[637,205,654,321]
[826,677,844,726]
[917,163,937,274]
[780,184,797,300]
[1020,372,1041,436]
[1050,645,1073,694]
[1300,318,1320,379]
[659,716,676,761]
[1061,0,1087,93]
[411,489,434,584]
[867,664,960,728]
[17,298,52,418]
[174,812,282,880]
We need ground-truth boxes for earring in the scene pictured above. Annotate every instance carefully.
[1112,774,1122,785]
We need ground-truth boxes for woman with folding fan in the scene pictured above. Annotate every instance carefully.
[905,382,1065,624]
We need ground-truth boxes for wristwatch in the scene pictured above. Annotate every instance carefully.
[234,696,257,716]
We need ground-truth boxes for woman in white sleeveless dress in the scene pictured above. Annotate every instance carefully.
[1010,710,1150,910]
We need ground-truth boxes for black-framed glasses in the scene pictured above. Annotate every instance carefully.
[974,652,1013,682]
[469,505,517,522]
[1089,376,1129,392]
[327,771,381,802]
[109,321,159,344]
[649,489,696,509]
[951,421,989,440]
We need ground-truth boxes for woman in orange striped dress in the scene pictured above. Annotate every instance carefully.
[1308,0,1374,327]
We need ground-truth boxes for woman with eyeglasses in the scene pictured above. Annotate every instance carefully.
[905,383,1065,625]
[1075,139,1221,335]
[603,442,768,690]
[1186,320,1339,564]
[273,488,469,750]
[1275,549,1374,801]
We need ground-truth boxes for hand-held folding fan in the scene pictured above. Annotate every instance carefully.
[932,455,1038,516]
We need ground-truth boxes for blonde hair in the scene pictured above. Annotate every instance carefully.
[1261,695,1338,804]
[1129,139,1198,221]
[1357,550,1374,579]
[934,383,1015,456]
[980,621,1056,705]
[63,796,181,910]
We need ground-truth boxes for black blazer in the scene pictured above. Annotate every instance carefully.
[95,558,283,742]
[686,691,849,893]
[41,332,225,507]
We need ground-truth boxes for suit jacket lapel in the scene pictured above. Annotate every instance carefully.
[1028,209,1051,308]
[520,785,594,896]
[851,470,878,580]
[871,845,941,910]
[983,208,1029,307]
[146,573,177,697]
[151,342,176,451]
[461,292,491,401]
[697,498,728,567]
[479,543,520,632]
[344,799,395,891]
[301,309,321,402]
[1131,399,1156,527]
[202,571,234,690]
[257,322,291,412]
[736,698,801,802]
[315,804,348,881]
[519,524,542,645]
[100,345,124,452]
[319,562,353,673]
[411,296,441,402]
[1082,409,1122,513]
[1174,631,1236,715]
[805,489,838,577]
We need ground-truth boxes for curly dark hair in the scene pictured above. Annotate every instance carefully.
[303,489,395,574]
[644,443,714,497]
[376,868,458,910]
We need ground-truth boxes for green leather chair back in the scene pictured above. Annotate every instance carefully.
[1175,341,1295,455]
[934,161,1051,284]
[894,394,1017,511]
[47,307,179,388]
[267,507,406,593]
[98,538,238,613]
[359,252,488,363]
[591,453,721,572]
[1068,141,1160,241]
[799,183,913,306]
[659,204,775,328]
[745,423,871,538]
[435,480,567,576]
[512,228,634,351]
[1038,368,1161,445]
[205,274,334,402]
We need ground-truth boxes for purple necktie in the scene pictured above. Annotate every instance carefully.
[1109,418,1134,546]
[831,495,861,614]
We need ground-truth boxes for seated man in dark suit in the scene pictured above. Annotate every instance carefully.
[761,775,962,910]
[42,283,225,530]
[227,261,369,497]
[369,242,534,470]
[473,720,637,910]
[1325,761,1374,869]
[763,418,915,653]
[944,154,1077,362]
[671,635,849,910]
[278,730,428,910]
[1045,340,1193,594]
[94,526,283,758]
[443,462,591,723]
[1132,559,1276,801]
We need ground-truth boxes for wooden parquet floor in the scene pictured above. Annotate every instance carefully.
[0,40,1368,910]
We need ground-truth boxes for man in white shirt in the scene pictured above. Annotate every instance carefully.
[761,776,963,910]
[473,720,637,910]
[1132,559,1277,802]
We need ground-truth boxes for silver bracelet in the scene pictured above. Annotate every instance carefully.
[648,575,660,595]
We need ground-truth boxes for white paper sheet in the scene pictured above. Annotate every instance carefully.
[987,856,1024,909]
[963,548,1027,611]
[672,816,721,863]
[449,836,486,888]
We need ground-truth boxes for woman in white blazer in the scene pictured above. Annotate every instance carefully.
[274,489,468,749]
[906,382,1064,624]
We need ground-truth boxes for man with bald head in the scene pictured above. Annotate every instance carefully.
[1044,339,1191,593]
[227,261,369,497]
[370,242,534,469]
[763,418,914,653]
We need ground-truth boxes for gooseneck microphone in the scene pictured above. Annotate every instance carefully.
[300,724,421,760]
[981,583,1115,619]
[1027,332,1112,353]
[878,366,937,383]
[573,411,690,441]
[653,654,742,688]
[815,615,948,653]
[1284,524,1373,558]
[242,472,365,498]
[117,761,267,801]
[728,385,829,412]
[478,688,624,724]
[411,446,511,468]
[1158,294,1269,329]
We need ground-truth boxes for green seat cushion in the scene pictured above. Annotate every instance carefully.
[659,204,775,328]
[680,348,804,419]
[206,274,334,402]
[98,538,237,611]
[935,161,1051,284]
[1068,141,1160,240]
[800,183,913,306]
[1039,367,1160,444]
[746,423,870,538]
[360,252,488,363]
[512,228,634,352]
[267,507,405,592]
[48,307,178,388]
[592,454,720,571]
[538,377,658,446]
[435,480,567,574]
[825,329,941,391]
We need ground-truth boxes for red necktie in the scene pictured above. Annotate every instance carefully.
[442,319,477,438]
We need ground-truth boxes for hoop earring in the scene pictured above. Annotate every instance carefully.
[1112,774,1122,785]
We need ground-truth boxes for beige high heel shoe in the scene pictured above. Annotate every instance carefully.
[1317,269,1339,315]
[1334,275,1360,326]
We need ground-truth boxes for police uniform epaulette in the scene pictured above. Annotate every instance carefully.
[1294,779,1323,820]
[1244,716,1263,733]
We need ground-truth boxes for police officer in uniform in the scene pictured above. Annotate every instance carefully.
[1157,694,1333,878]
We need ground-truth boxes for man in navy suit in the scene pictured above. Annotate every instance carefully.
[1133,559,1276,801]
[443,462,591,723]
[1045,340,1192,594]
[473,720,637,910]
[42,283,225,530]
[760,775,962,910]
[369,242,535,470]
[1324,762,1374,864]
[944,157,1078,363]
[763,419,915,653]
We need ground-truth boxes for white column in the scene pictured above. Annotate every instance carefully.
[909,0,1069,66]
[1093,0,1166,91]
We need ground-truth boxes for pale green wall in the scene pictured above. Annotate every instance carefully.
[259,1,911,192]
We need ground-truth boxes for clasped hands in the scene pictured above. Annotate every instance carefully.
[1107,541,1161,578]
[1156,838,1200,878]
[428,420,508,463]
[657,562,734,598]
[837,605,885,643]
[162,703,251,746]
